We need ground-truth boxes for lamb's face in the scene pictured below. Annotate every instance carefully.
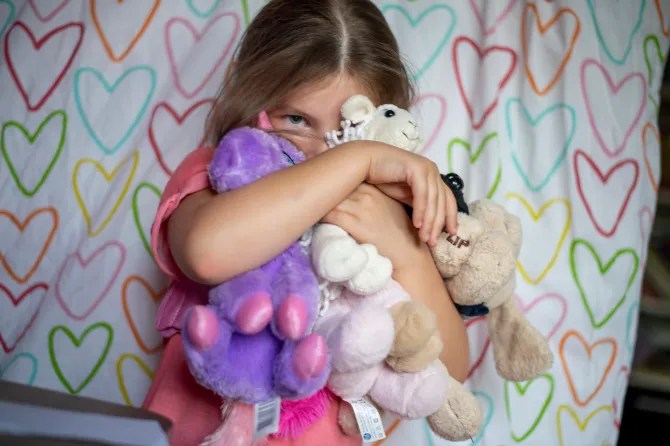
[364,105,423,153]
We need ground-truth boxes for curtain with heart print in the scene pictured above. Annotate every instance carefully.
[0,1,667,445]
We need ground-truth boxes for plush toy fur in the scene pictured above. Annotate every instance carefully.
[431,199,554,381]
[182,128,333,445]
[314,95,484,441]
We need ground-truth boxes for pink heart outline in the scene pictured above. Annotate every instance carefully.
[54,241,126,321]
[413,93,447,155]
[0,282,48,353]
[580,58,646,158]
[4,20,84,112]
[165,13,241,99]
[468,0,518,36]
[465,316,489,380]
[148,98,215,176]
[28,0,69,23]
[573,149,639,238]
[514,293,568,340]
[453,36,518,130]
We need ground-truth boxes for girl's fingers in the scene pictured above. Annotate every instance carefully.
[420,177,437,243]
[430,182,447,246]
[411,174,427,230]
[445,191,458,235]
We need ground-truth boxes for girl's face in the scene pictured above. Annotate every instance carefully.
[266,74,372,159]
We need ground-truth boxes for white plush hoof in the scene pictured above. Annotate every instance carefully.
[347,244,393,295]
[316,236,369,282]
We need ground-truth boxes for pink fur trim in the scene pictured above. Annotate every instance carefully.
[272,388,334,439]
[257,111,272,130]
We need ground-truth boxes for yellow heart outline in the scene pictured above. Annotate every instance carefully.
[505,193,572,285]
[116,353,153,407]
[556,404,613,446]
[72,151,139,237]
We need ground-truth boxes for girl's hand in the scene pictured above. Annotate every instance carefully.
[362,143,458,245]
[322,183,423,271]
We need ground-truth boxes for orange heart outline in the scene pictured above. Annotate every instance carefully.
[522,3,580,96]
[0,207,58,284]
[90,0,161,62]
[559,329,617,407]
[122,275,165,354]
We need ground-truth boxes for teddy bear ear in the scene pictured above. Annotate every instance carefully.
[341,94,376,124]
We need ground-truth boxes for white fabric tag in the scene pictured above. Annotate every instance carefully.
[253,397,280,439]
[345,397,386,442]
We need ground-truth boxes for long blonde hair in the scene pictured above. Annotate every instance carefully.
[204,0,416,145]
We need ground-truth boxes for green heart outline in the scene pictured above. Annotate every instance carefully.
[1,110,67,197]
[48,322,113,394]
[447,132,502,199]
[570,239,639,329]
[132,181,161,257]
[504,373,554,442]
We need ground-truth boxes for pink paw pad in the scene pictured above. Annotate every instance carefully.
[277,295,308,340]
[236,292,273,334]
[186,306,219,350]
[293,334,328,380]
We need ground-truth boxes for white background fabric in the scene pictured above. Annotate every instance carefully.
[0,1,667,445]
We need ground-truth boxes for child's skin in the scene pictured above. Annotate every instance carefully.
[167,73,470,380]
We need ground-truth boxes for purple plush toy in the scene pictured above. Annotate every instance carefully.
[182,127,330,404]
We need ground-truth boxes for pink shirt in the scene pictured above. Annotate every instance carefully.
[151,146,214,337]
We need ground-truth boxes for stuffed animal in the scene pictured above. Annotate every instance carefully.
[430,199,554,381]
[180,128,332,444]
[312,95,484,441]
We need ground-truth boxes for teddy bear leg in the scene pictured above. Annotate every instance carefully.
[426,375,483,442]
[386,301,439,369]
[271,244,320,341]
[183,318,281,403]
[273,333,330,399]
[368,362,449,419]
[209,268,273,335]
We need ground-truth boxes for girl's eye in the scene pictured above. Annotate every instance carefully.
[287,115,306,126]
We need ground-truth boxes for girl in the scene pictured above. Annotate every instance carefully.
[143,1,470,445]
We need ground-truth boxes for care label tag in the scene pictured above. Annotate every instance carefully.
[253,397,281,438]
[345,397,386,442]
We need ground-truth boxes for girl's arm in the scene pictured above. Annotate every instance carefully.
[168,140,457,284]
[323,183,469,382]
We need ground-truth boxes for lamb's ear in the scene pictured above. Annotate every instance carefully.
[341,94,376,124]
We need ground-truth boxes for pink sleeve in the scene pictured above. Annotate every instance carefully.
[151,146,214,278]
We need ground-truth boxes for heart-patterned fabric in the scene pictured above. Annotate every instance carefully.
[0,1,667,445]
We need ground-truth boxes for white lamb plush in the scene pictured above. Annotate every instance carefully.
[312,95,423,297]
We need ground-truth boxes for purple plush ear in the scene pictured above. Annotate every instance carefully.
[208,127,285,192]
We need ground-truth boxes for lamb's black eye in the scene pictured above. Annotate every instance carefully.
[384,109,395,118]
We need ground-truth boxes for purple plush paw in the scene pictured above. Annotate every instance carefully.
[276,295,308,340]
[236,292,273,335]
[273,334,330,399]
[293,333,329,380]
[185,305,219,350]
